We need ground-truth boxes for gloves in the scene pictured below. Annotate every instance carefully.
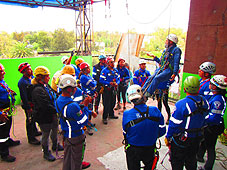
[99,86,104,94]
[92,111,97,118]
[164,137,170,147]
[0,112,9,122]
[83,96,92,107]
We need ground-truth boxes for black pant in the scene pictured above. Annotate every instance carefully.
[201,124,224,170]
[170,136,202,170]
[94,87,102,110]
[117,84,127,104]
[126,145,155,170]
[0,116,12,157]
[102,87,116,120]
[24,109,39,141]
[156,89,171,119]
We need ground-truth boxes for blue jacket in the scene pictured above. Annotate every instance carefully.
[122,103,166,146]
[18,76,32,110]
[92,63,106,83]
[56,95,89,138]
[100,67,120,87]
[80,74,97,96]
[199,79,213,101]
[133,69,151,87]
[166,95,209,139]
[205,94,226,126]
[154,44,181,75]
[0,80,15,110]
[117,66,130,86]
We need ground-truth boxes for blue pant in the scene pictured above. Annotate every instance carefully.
[143,68,172,95]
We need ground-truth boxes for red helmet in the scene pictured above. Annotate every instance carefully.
[118,58,125,63]
[106,57,114,63]
[80,62,90,70]
[18,62,31,73]
[0,63,4,71]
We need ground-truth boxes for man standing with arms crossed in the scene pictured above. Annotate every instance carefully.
[18,62,41,145]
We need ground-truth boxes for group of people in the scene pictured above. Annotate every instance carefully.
[0,33,226,170]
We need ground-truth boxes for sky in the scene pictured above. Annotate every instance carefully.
[0,0,191,34]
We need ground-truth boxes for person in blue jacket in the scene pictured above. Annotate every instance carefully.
[56,74,91,170]
[198,75,227,170]
[79,62,97,135]
[0,63,20,162]
[100,57,120,124]
[198,62,216,101]
[115,58,130,111]
[165,76,209,170]
[18,62,41,145]
[92,55,106,113]
[196,61,216,163]
[133,59,151,87]
[143,34,181,96]
[79,62,97,97]
[122,84,166,170]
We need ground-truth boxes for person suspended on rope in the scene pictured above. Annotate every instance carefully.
[165,76,209,170]
[55,74,91,170]
[154,79,175,125]
[92,55,107,114]
[100,56,120,125]
[115,58,130,111]
[0,63,20,162]
[122,84,166,170]
[133,59,151,87]
[18,62,41,146]
[31,66,63,162]
[197,75,227,170]
[142,34,182,96]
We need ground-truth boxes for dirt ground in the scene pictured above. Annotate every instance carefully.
[1,99,226,170]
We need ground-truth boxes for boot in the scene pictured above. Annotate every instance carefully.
[52,142,64,151]
[82,161,91,169]
[1,155,16,162]
[42,145,56,162]
[7,138,20,147]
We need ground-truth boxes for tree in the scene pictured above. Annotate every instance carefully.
[0,32,14,58]
[140,27,186,58]
[24,31,52,51]
[51,28,75,51]
[10,41,34,58]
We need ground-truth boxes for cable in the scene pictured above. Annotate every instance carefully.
[127,0,173,25]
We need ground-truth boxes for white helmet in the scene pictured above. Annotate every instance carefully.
[127,84,143,102]
[199,62,216,74]
[210,75,227,89]
[167,34,178,44]
[58,74,77,89]
[139,59,146,65]
[61,56,69,64]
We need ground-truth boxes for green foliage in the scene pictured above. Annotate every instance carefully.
[0,27,186,59]
[25,31,52,51]
[140,28,186,58]
[10,41,34,58]
[51,28,75,51]
[0,32,14,58]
